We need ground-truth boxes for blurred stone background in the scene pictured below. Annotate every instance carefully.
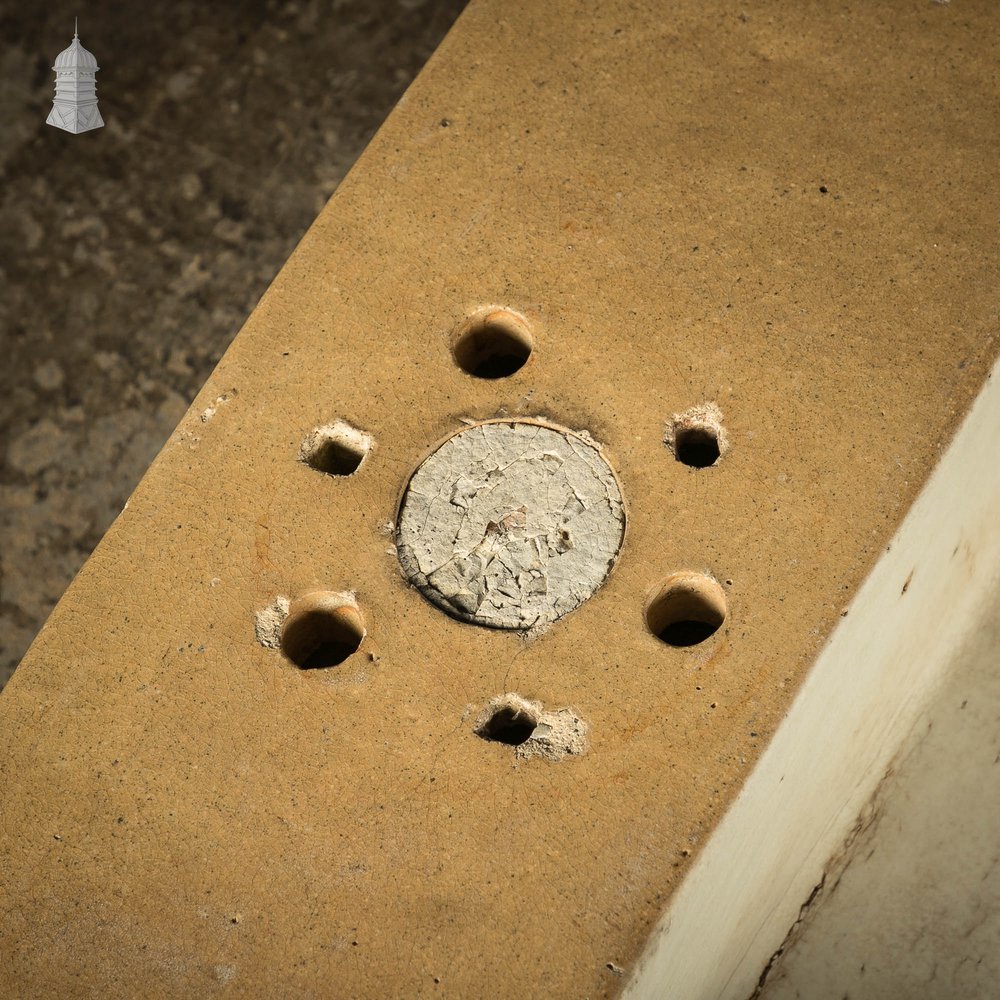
[0,0,466,688]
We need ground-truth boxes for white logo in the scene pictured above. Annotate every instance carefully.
[46,19,104,134]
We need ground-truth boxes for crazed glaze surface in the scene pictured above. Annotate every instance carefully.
[397,420,626,629]
[1,1,998,998]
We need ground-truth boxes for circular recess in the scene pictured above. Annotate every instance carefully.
[475,698,540,746]
[666,403,728,469]
[396,419,626,629]
[300,421,371,477]
[646,573,727,647]
[674,426,721,468]
[451,308,533,379]
[280,592,365,668]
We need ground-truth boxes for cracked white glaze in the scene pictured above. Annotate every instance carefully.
[396,419,626,629]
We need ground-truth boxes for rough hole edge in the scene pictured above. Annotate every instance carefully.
[474,692,541,745]
[254,591,366,668]
[473,693,589,761]
[299,420,373,477]
[450,305,535,379]
[645,571,728,647]
[392,416,630,633]
[664,402,729,468]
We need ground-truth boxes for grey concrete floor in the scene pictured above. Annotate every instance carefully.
[0,0,467,688]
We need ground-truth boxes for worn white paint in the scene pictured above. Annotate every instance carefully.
[622,361,1000,1000]
[396,419,626,629]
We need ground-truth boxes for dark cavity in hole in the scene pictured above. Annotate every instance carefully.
[281,602,364,669]
[310,439,365,477]
[477,705,537,746]
[297,636,360,669]
[657,619,720,647]
[674,426,720,468]
[646,574,727,649]
[453,314,533,380]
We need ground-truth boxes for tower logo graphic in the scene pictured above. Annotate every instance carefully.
[46,19,104,134]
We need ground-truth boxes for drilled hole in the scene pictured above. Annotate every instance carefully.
[646,573,727,648]
[475,695,540,746]
[674,426,720,468]
[452,309,533,379]
[316,438,365,475]
[666,403,728,468]
[280,593,365,669]
[300,421,371,477]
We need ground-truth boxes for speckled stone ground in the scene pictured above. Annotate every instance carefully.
[0,0,466,688]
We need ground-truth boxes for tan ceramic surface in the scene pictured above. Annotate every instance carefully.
[2,1,998,997]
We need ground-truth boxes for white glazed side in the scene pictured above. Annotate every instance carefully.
[622,359,1000,1000]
